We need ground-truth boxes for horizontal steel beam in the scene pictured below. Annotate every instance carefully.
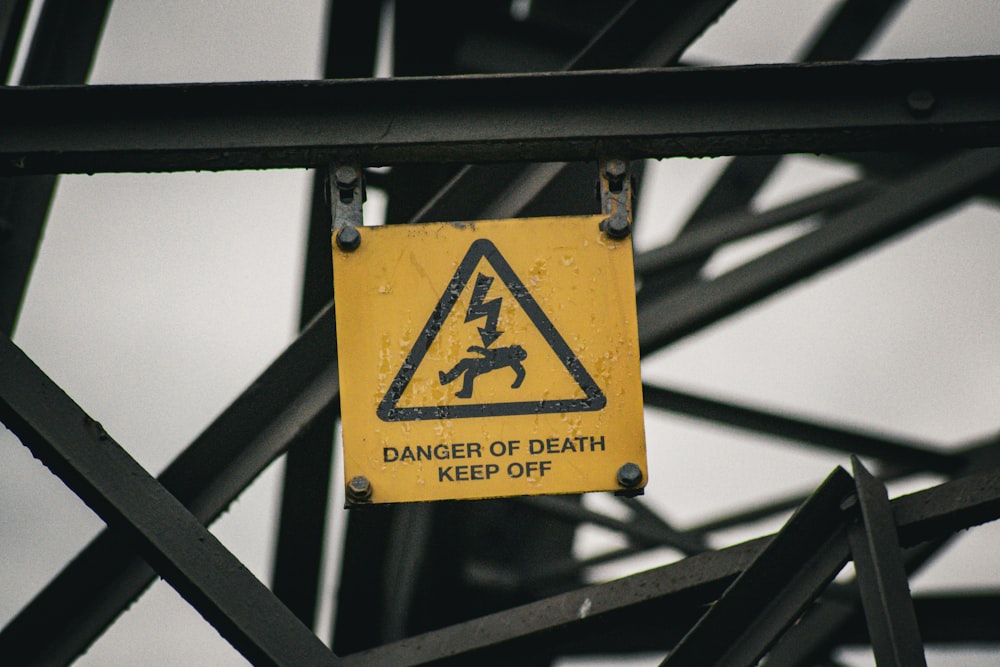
[338,466,1000,665]
[2,56,999,174]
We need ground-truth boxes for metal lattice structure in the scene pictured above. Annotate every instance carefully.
[2,1,999,665]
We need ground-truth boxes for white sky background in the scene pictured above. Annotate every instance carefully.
[1,1,998,665]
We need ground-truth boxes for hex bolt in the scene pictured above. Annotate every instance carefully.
[604,159,627,192]
[336,225,362,251]
[906,89,935,117]
[335,165,359,190]
[346,475,373,503]
[604,215,631,240]
[616,462,643,488]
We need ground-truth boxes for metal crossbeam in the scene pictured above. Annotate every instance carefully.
[2,57,999,175]
[642,384,959,473]
[661,468,854,667]
[846,456,928,665]
[333,466,1000,665]
[637,149,1000,353]
[0,305,339,665]
[0,334,339,667]
[0,0,110,334]
[410,0,735,224]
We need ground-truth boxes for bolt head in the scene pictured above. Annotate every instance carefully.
[346,475,373,503]
[616,462,643,488]
[604,159,627,181]
[906,89,935,117]
[604,215,631,239]
[336,225,362,251]
[335,165,359,189]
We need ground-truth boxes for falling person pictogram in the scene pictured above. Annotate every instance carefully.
[439,344,528,398]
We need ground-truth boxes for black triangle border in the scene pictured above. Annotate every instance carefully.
[377,238,607,422]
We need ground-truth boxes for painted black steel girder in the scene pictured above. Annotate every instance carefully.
[0,333,340,667]
[636,148,1000,354]
[335,465,1000,666]
[0,305,339,665]
[1,56,999,175]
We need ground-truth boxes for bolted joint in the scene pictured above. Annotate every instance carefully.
[335,165,359,191]
[603,214,631,240]
[616,462,643,488]
[603,159,627,193]
[346,475,373,504]
[336,225,362,251]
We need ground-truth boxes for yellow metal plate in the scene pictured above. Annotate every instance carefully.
[333,215,646,505]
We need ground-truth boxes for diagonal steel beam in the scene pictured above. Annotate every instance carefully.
[0,0,29,83]
[637,148,1000,354]
[0,0,111,335]
[845,456,928,665]
[3,57,999,175]
[676,0,905,230]
[0,304,339,665]
[649,0,909,300]
[660,467,854,667]
[332,464,1000,666]
[633,179,879,279]
[641,384,961,473]
[515,495,707,555]
[765,538,946,667]
[0,334,339,666]
[410,0,737,224]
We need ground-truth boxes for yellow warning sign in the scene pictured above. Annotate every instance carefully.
[333,215,646,505]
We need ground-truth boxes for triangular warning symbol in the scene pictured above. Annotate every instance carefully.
[377,239,606,421]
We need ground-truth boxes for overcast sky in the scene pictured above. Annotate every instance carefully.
[2,1,999,665]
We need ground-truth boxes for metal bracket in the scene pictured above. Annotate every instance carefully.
[598,158,633,240]
[330,163,365,251]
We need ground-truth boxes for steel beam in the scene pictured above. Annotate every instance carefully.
[766,539,945,667]
[660,468,854,667]
[650,0,908,297]
[633,180,879,278]
[0,0,28,82]
[411,0,736,223]
[846,456,928,665]
[637,149,1000,353]
[641,384,960,473]
[271,0,383,629]
[0,304,339,665]
[515,495,706,555]
[333,466,1000,666]
[0,0,110,334]
[0,335,339,666]
[2,57,999,175]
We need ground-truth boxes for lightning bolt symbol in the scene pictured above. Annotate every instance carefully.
[465,273,503,347]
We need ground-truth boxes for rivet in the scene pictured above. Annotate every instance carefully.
[906,89,935,117]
